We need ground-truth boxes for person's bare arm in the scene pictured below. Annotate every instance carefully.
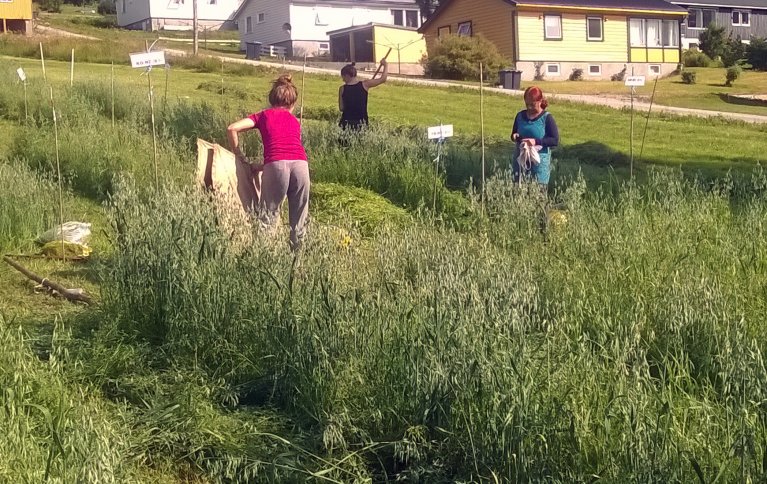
[363,58,388,90]
[338,85,345,112]
[226,117,256,162]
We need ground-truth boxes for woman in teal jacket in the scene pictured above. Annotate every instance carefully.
[511,86,560,186]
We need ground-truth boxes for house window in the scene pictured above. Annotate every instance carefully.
[649,64,661,75]
[687,8,716,29]
[662,20,678,47]
[544,15,562,40]
[405,10,419,28]
[732,10,750,26]
[589,64,601,75]
[438,25,451,38]
[319,42,329,50]
[257,13,265,23]
[246,16,252,33]
[546,63,560,75]
[630,19,678,47]
[392,9,403,26]
[457,21,472,36]
[587,16,603,41]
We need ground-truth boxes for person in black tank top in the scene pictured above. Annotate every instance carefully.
[338,59,388,131]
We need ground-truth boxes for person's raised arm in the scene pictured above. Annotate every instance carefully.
[363,58,388,90]
[338,85,345,112]
[227,116,256,162]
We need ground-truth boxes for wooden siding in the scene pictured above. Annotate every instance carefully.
[373,25,426,63]
[629,47,679,62]
[0,0,33,20]
[420,0,515,60]
[517,11,628,62]
[677,5,767,41]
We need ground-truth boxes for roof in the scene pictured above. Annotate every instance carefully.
[419,0,686,32]
[671,0,767,8]
[234,0,417,20]
[327,22,420,36]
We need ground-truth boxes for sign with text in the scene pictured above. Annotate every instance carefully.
[16,68,26,82]
[624,76,646,87]
[427,124,454,140]
[130,51,167,69]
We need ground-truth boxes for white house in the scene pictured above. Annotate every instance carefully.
[117,0,243,31]
[232,0,421,57]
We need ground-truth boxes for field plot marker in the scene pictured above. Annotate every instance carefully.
[17,68,28,124]
[39,42,46,82]
[111,61,115,128]
[624,74,645,178]
[639,74,660,162]
[49,86,65,258]
[130,45,167,190]
[479,62,486,210]
[300,53,307,129]
[70,48,74,87]
[427,123,454,213]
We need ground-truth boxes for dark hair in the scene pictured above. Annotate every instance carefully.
[524,86,548,110]
[268,74,297,108]
[340,62,357,78]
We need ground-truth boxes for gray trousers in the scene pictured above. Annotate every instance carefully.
[259,160,310,249]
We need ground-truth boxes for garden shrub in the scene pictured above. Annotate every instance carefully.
[682,48,715,67]
[747,36,767,70]
[725,65,741,86]
[569,68,584,81]
[97,0,116,15]
[681,71,697,84]
[423,34,507,81]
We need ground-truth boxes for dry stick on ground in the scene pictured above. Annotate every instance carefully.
[3,256,93,304]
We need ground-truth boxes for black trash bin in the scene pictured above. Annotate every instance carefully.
[499,69,522,90]
[245,42,262,60]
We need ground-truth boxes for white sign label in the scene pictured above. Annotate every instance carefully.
[0,0,14,4]
[130,51,167,69]
[625,76,646,87]
[16,68,26,82]
[427,124,454,140]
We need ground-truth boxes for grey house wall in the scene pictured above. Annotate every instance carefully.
[676,4,767,42]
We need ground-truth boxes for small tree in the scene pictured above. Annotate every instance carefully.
[681,71,697,84]
[747,36,767,71]
[699,24,727,60]
[721,34,746,67]
[725,65,741,86]
[97,0,116,15]
[423,34,507,81]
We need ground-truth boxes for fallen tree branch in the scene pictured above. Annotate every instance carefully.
[3,255,93,304]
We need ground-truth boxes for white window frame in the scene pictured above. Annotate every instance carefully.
[546,63,561,75]
[257,12,265,24]
[631,18,678,48]
[246,16,252,33]
[588,64,601,75]
[544,14,562,40]
[732,10,750,26]
[649,64,661,76]
[457,21,472,37]
[587,16,603,41]
[630,18,646,46]
[662,20,679,48]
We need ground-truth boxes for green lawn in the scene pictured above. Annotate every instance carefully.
[523,67,767,116]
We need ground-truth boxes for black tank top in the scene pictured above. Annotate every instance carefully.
[340,82,368,128]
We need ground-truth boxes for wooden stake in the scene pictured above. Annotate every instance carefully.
[3,256,93,304]
[49,86,65,259]
[479,62,486,211]
[639,74,660,162]
[147,69,159,190]
[22,80,28,125]
[111,61,115,128]
[70,48,74,87]
[39,42,46,81]
[299,52,307,128]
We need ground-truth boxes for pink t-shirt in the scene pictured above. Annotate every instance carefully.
[248,108,307,164]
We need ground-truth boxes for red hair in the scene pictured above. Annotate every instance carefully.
[524,86,548,110]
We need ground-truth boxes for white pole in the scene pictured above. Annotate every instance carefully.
[480,62,486,210]
[70,48,74,87]
[23,80,28,124]
[40,42,46,82]
[50,86,65,257]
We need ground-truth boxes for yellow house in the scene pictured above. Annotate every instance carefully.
[328,23,427,75]
[418,0,687,80]
[0,0,33,34]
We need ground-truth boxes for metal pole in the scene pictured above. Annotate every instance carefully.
[70,48,74,87]
[193,0,199,55]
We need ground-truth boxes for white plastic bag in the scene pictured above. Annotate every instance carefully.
[517,143,541,170]
[36,222,92,246]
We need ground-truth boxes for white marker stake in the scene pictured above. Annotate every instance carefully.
[17,68,28,123]
[70,48,74,87]
[40,42,46,82]
[624,74,644,177]
[131,50,165,190]
[427,124,454,213]
[111,61,115,128]
[50,87,65,258]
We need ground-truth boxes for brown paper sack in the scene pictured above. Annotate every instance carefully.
[196,138,261,212]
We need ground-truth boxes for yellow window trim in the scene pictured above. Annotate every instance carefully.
[516,4,686,16]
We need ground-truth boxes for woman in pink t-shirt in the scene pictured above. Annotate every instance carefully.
[227,74,309,251]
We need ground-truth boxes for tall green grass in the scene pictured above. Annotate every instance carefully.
[99,170,767,481]
[0,162,59,250]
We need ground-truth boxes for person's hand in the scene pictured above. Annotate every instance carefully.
[522,138,536,146]
[380,58,388,66]
[250,161,264,174]
[511,133,519,141]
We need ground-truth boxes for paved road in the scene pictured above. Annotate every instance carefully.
[165,50,767,125]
